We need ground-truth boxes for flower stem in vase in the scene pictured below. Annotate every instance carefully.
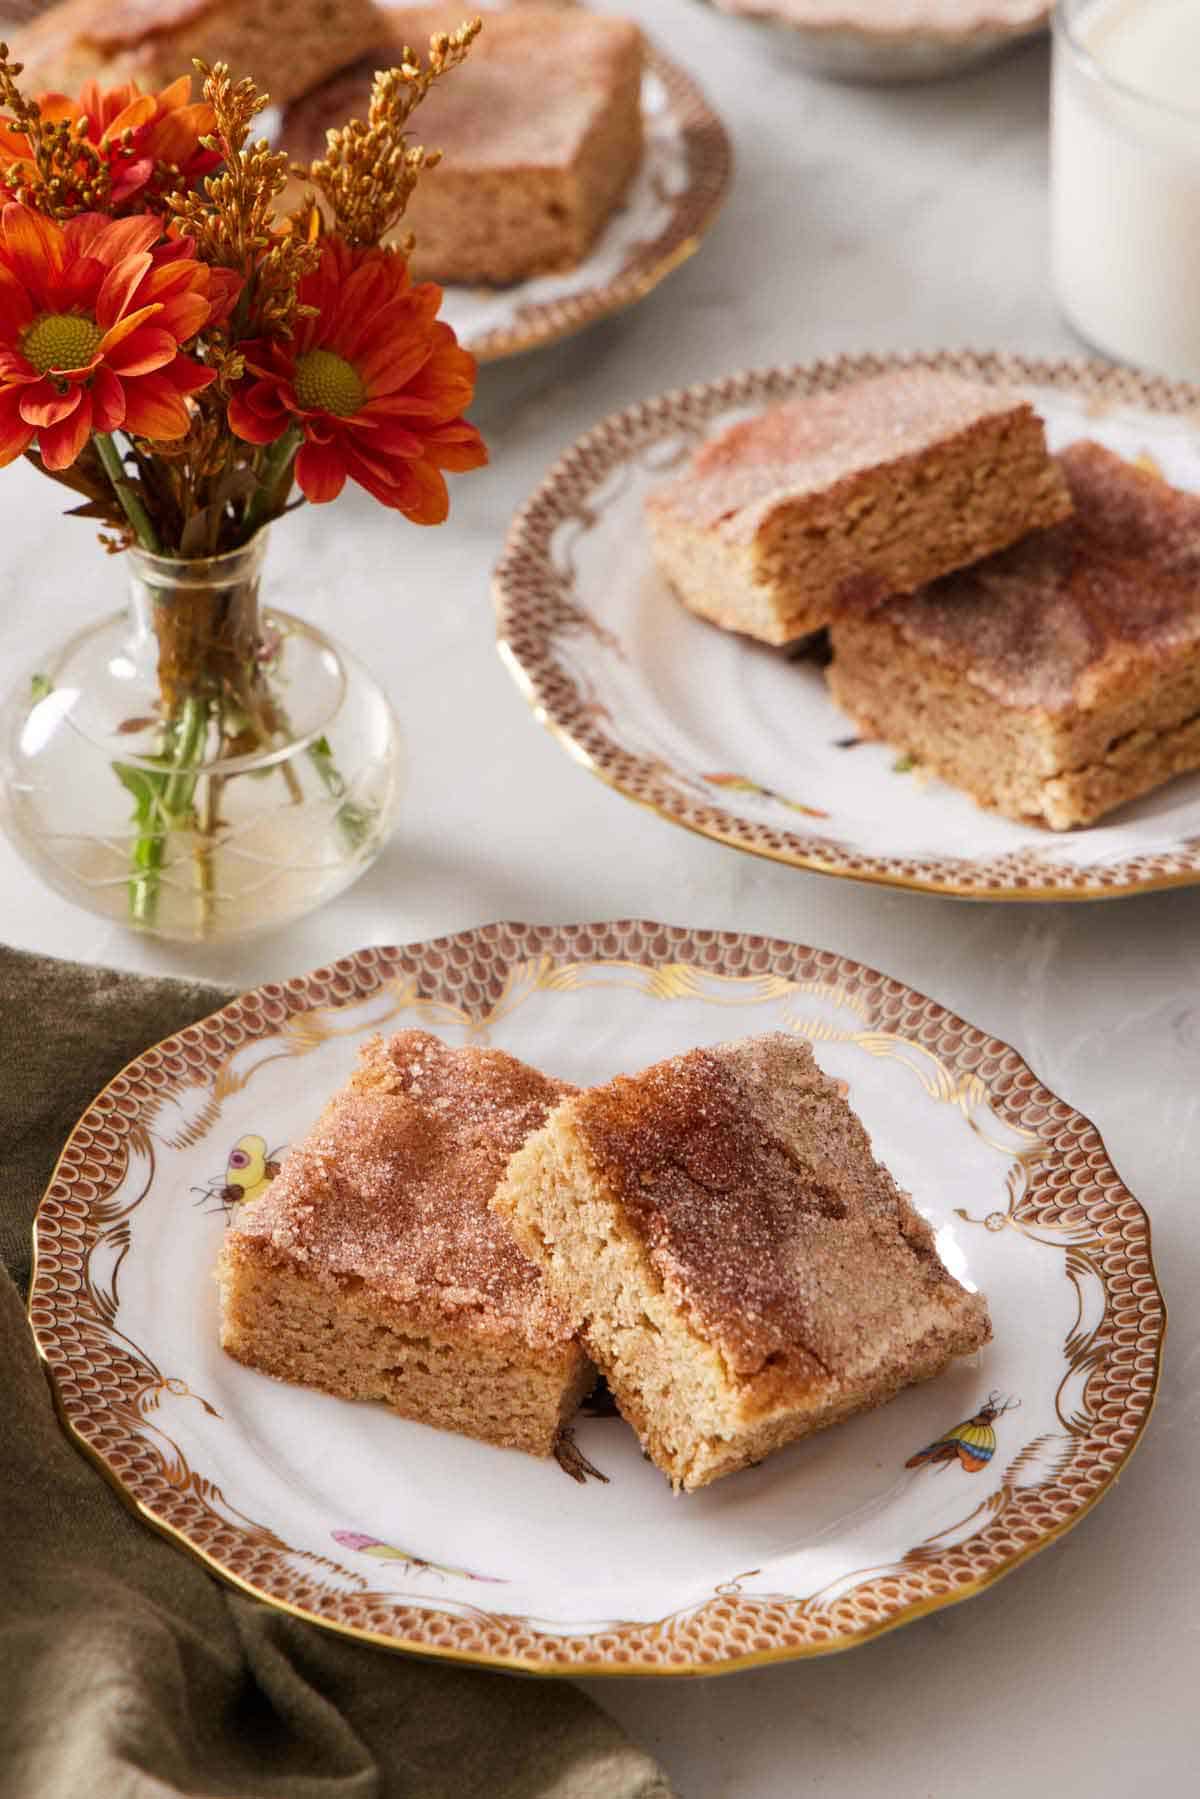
[161,692,210,817]
[249,662,374,851]
[195,743,225,930]
[307,732,373,852]
[118,692,213,928]
[162,692,213,934]
[113,761,165,928]
[94,434,162,555]
[119,542,266,932]
[244,428,302,539]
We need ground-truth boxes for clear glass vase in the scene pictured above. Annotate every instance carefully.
[0,529,402,942]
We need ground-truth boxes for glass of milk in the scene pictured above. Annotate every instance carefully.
[1051,0,1200,382]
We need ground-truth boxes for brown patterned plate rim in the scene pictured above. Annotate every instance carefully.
[701,0,1050,48]
[469,45,732,364]
[27,923,1165,1676]
[492,349,1200,901]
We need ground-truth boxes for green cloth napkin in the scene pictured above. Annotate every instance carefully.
[0,945,673,1799]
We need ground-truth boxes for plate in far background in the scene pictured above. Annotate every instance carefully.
[30,924,1162,1675]
[698,0,1050,83]
[495,351,1200,901]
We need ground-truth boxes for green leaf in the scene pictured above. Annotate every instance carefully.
[113,759,164,827]
[892,754,916,774]
[306,734,374,852]
[30,673,53,702]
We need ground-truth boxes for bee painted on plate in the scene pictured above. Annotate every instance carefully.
[905,1393,1020,1474]
[192,1133,283,1218]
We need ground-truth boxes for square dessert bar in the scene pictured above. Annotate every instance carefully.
[644,369,1072,645]
[218,1030,593,1456]
[493,1033,990,1491]
[282,8,645,286]
[828,441,1200,829]
[9,0,384,110]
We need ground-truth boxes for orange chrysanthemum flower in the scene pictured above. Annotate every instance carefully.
[228,237,487,524]
[0,76,218,211]
[0,203,224,470]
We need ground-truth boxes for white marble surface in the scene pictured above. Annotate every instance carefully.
[1,4,1194,1793]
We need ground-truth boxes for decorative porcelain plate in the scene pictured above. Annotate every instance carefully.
[437,43,731,364]
[701,0,1050,83]
[30,923,1162,1676]
[495,350,1200,901]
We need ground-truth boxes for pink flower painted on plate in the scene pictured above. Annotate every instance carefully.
[702,772,828,819]
[332,1530,507,1583]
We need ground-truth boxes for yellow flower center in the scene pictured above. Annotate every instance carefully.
[23,311,105,375]
[293,348,366,418]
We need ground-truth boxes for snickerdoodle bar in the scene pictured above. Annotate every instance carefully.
[218,1029,593,1455]
[283,7,644,285]
[645,369,1071,645]
[827,440,1200,829]
[493,1032,990,1491]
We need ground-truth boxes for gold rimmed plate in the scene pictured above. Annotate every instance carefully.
[29,923,1163,1675]
[494,350,1200,901]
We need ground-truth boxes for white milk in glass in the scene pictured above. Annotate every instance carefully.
[1051,0,1200,380]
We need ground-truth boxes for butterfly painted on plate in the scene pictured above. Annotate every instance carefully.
[905,1393,1021,1474]
[192,1134,284,1218]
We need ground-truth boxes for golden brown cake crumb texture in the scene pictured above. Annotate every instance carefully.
[219,1029,592,1456]
[494,1033,990,1490]
[645,369,1072,645]
[9,0,384,108]
[827,440,1200,828]
[282,7,645,285]
[232,1030,579,1347]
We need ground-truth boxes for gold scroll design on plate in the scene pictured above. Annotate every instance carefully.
[702,1406,1080,1626]
[783,1013,1048,1158]
[76,1127,227,1459]
[151,1090,224,1154]
[208,976,477,1110]
[483,956,875,1028]
[956,1160,1111,1440]
[782,1427,1082,1623]
[72,1122,220,1427]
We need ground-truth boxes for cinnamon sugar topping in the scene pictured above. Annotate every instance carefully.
[646,370,1028,542]
[882,441,1200,712]
[232,1030,577,1349]
[285,9,641,170]
[571,1033,984,1379]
